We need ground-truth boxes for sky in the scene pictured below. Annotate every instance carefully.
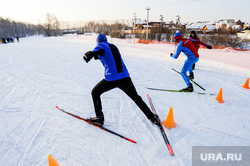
[1,0,250,25]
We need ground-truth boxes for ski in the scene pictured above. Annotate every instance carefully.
[172,68,206,91]
[146,94,174,156]
[146,87,215,95]
[55,106,136,144]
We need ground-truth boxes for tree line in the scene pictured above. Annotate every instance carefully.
[83,20,129,38]
[1,13,248,49]
[0,13,130,38]
[0,13,61,38]
[0,17,44,38]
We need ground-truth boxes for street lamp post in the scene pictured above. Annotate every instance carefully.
[146,6,150,40]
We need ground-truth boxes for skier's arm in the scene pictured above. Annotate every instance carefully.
[191,39,212,49]
[83,49,104,63]
[83,45,104,63]
[170,42,182,59]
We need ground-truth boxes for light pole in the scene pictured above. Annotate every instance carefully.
[146,6,150,40]
[133,13,137,37]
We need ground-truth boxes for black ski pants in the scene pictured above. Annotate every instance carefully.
[91,77,154,119]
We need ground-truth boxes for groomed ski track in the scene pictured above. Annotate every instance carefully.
[0,35,249,165]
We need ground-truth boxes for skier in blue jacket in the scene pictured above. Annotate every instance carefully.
[170,32,212,92]
[83,34,160,126]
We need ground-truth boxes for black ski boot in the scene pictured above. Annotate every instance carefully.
[150,114,161,126]
[180,83,194,92]
[188,73,194,80]
[192,63,195,70]
[86,116,104,126]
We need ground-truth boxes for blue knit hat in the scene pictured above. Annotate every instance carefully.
[97,34,107,43]
[174,32,182,40]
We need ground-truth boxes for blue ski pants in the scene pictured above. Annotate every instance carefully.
[181,57,199,86]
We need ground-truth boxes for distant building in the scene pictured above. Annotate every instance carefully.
[237,27,250,39]
[186,21,216,32]
[164,21,175,28]
[232,25,243,31]
[186,22,199,31]
[244,27,250,33]
[243,23,250,30]
[129,20,176,35]
[62,28,84,35]
[236,20,244,28]
[216,19,236,29]
[201,24,217,32]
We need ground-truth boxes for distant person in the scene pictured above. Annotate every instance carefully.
[170,32,212,92]
[2,38,7,44]
[16,37,19,42]
[189,30,200,72]
[83,34,160,126]
[10,37,14,43]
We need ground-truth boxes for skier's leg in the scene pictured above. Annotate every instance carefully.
[188,57,199,74]
[91,79,117,118]
[181,57,199,86]
[118,77,154,119]
[181,60,192,87]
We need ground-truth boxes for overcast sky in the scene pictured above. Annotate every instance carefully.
[1,0,250,24]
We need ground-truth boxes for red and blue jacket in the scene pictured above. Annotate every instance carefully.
[172,38,209,59]
[190,37,201,52]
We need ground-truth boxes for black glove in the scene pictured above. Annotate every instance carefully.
[83,51,93,63]
[170,53,174,57]
[207,45,212,49]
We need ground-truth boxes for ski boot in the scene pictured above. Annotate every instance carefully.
[188,73,194,80]
[192,63,195,70]
[180,83,194,92]
[150,114,161,126]
[86,116,104,126]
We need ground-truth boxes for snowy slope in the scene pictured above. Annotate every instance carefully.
[0,35,249,166]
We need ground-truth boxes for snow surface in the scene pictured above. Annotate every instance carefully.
[0,35,250,166]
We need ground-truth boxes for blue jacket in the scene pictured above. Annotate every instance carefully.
[92,41,130,81]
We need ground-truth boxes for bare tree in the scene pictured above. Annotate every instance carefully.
[44,13,53,36]
[44,13,60,36]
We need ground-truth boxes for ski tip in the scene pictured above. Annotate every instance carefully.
[55,106,59,109]
[167,144,174,156]
[129,139,137,144]
[147,94,149,97]
[125,137,137,143]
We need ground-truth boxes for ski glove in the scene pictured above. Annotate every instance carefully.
[83,51,93,63]
[170,53,174,57]
[207,45,212,49]
[83,49,105,63]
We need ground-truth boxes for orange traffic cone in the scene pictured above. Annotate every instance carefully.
[216,88,224,103]
[241,78,250,89]
[162,107,177,130]
[48,155,60,166]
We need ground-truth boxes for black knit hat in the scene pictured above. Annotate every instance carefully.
[191,30,196,34]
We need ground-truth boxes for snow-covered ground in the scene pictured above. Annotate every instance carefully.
[0,35,249,166]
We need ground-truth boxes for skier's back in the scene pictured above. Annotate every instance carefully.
[83,34,160,126]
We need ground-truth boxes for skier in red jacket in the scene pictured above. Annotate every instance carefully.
[189,30,200,72]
